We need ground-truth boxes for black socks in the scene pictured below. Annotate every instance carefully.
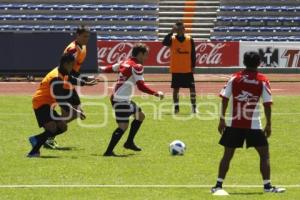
[104,128,125,154]
[126,120,142,144]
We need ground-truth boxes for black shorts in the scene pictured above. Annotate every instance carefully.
[219,127,268,148]
[112,100,142,123]
[68,89,81,106]
[171,73,195,88]
[34,105,61,127]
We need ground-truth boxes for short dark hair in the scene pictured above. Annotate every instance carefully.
[60,53,75,66]
[243,51,261,69]
[76,25,90,35]
[132,43,149,57]
[175,20,184,27]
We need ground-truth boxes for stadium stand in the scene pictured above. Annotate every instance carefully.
[159,0,219,40]
[0,0,159,40]
[211,0,300,41]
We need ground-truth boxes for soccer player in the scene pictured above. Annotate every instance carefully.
[100,43,164,156]
[28,53,97,157]
[211,52,286,194]
[162,21,197,114]
[44,25,91,149]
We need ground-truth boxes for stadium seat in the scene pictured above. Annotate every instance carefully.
[217,16,300,22]
[97,35,158,41]
[0,3,158,11]
[0,14,158,22]
[219,5,300,12]
[0,24,157,33]
[0,3,159,41]
[211,35,300,41]
[213,26,300,33]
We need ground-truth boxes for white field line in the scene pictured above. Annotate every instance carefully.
[2,112,300,116]
[0,184,299,189]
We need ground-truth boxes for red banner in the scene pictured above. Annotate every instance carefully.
[97,41,239,67]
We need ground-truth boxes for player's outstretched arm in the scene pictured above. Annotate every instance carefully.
[68,75,98,86]
[99,63,121,73]
[69,106,86,120]
[136,80,164,100]
[51,79,86,120]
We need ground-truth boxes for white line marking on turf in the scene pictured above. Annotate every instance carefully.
[2,112,300,116]
[0,185,299,188]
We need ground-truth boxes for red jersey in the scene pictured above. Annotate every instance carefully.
[102,57,157,102]
[220,70,272,130]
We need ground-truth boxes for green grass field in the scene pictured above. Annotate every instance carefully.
[0,95,300,200]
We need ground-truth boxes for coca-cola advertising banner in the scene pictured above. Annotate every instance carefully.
[98,41,240,67]
[240,42,300,68]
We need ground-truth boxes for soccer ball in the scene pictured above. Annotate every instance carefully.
[169,140,186,155]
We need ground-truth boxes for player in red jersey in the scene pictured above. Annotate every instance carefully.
[211,52,285,194]
[100,43,164,156]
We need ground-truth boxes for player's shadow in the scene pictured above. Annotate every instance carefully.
[163,113,193,116]
[39,155,61,159]
[230,192,264,196]
[49,147,82,151]
[91,153,135,158]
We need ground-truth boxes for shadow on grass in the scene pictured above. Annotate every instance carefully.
[46,146,83,151]
[91,153,136,158]
[230,192,264,196]
[39,155,61,159]
[163,113,195,116]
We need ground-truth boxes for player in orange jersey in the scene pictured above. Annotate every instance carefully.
[44,25,94,149]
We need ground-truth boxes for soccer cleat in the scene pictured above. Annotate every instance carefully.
[211,187,229,196]
[44,139,59,149]
[103,151,117,157]
[29,136,37,147]
[174,106,180,114]
[124,142,142,151]
[27,152,40,158]
[29,136,40,154]
[192,107,199,114]
[211,186,222,193]
[264,186,286,193]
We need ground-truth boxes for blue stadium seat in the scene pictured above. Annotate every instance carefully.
[97,35,158,41]
[0,3,158,41]
[0,3,158,11]
[220,6,299,12]
[0,14,157,22]
[211,35,300,42]
[213,26,300,33]
[217,16,300,22]
[0,24,157,33]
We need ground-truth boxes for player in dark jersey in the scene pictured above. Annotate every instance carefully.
[211,52,285,194]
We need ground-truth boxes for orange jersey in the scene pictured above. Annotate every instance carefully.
[32,68,70,109]
[64,41,87,73]
[170,35,192,73]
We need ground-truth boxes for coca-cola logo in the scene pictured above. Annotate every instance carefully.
[98,42,133,64]
[156,43,226,65]
[98,41,237,66]
[195,43,226,65]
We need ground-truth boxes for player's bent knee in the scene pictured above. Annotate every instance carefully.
[43,121,58,134]
[118,123,129,131]
[138,112,145,121]
[56,121,68,135]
